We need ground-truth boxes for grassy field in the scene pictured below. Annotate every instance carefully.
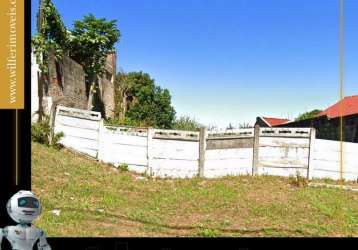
[32,142,358,237]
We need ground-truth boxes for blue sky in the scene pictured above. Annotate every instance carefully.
[31,0,358,128]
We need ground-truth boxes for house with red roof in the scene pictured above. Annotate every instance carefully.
[274,95,358,142]
[255,117,290,127]
[317,95,358,119]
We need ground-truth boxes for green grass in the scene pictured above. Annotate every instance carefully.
[32,142,358,237]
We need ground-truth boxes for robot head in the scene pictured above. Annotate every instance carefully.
[6,190,42,224]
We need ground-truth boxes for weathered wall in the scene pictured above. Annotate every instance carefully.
[54,106,101,158]
[276,115,358,143]
[33,50,116,120]
[98,53,116,118]
[311,139,358,181]
[53,106,358,181]
[32,51,88,121]
[61,55,88,109]
[47,53,88,109]
[98,126,148,174]
[31,52,40,123]
[149,129,200,178]
[204,129,254,178]
[257,128,311,177]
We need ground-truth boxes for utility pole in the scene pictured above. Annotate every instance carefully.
[339,0,345,182]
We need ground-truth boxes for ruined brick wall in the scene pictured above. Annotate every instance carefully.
[44,50,115,117]
[62,55,88,109]
[46,52,88,110]
[99,52,116,118]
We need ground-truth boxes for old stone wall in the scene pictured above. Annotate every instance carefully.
[46,52,88,110]
[99,52,116,118]
[36,49,115,118]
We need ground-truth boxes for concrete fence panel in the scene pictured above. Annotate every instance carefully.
[150,129,200,178]
[98,126,148,173]
[52,107,357,182]
[204,128,254,178]
[311,139,358,181]
[54,106,101,158]
[257,128,311,177]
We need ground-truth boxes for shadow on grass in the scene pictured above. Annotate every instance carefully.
[57,207,306,236]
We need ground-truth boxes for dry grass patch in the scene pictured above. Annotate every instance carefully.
[32,142,358,237]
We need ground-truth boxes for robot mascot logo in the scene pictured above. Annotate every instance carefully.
[0,190,51,250]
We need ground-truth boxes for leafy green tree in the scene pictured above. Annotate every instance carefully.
[113,71,176,128]
[295,109,322,121]
[69,14,120,84]
[68,14,120,114]
[172,116,201,131]
[113,71,132,123]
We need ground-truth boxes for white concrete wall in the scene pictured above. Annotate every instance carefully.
[52,108,358,181]
[150,138,199,178]
[204,148,253,178]
[54,106,101,158]
[258,136,310,177]
[31,52,39,123]
[256,128,311,177]
[311,139,358,181]
[98,126,148,174]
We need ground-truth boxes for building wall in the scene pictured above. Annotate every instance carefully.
[255,117,270,127]
[32,50,116,119]
[275,115,358,143]
[99,52,116,118]
[46,52,88,110]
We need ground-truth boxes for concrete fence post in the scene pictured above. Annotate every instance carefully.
[307,128,316,179]
[49,103,58,145]
[198,127,207,177]
[147,127,155,176]
[252,125,260,175]
[97,119,104,161]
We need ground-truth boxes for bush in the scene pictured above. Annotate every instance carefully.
[31,116,64,149]
[172,116,201,131]
[289,171,308,187]
[119,163,129,172]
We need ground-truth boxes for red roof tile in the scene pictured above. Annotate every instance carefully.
[318,95,358,118]
[262,117,290,127]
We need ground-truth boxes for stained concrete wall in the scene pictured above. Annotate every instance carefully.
[98,53,116,118]
[311,139,358,181]
[31,52,40,123]
[61,55,88,109]
[47,53,88,109]
[32,50,116,120]
[149,129,200,178]
[54,106,102,158]
[204,129,255,178]
[98,126,148,174]
[53,106,358,181]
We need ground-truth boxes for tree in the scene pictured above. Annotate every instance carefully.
[113,71,176,128]
[172,116,201,131]
[295,109,322,121]
[226,123,234,130]
[69,14,120,81]
[114,71,132,123]
[239,123,252,128]
[68,14,120,113]
[32,0,70,74]
[32,1,121,116]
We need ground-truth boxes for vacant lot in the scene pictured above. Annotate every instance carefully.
[32,142,358,237]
